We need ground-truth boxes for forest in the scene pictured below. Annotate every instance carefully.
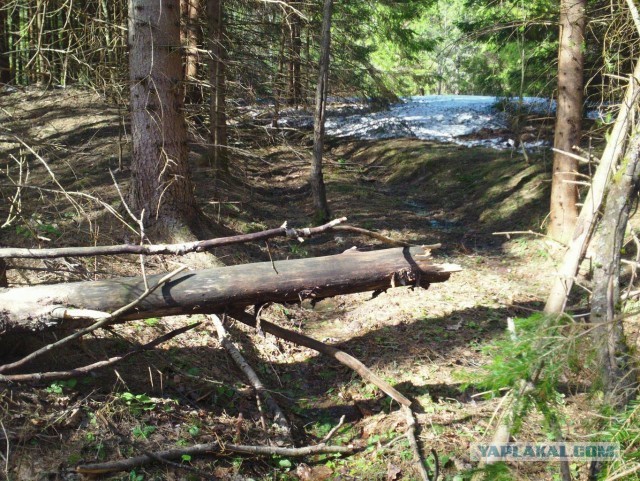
[0,0,640,479]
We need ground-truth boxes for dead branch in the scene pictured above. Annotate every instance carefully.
[493,230,567,247]
[228,309,412,407]
[0,218,349,259]
[403,405,438,481]
[321,414,345,443]
[332,225,410,247]
[208,314,292,440]
[75,440,361,475]
[0,322,200,383]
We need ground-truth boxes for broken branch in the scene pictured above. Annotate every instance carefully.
[0,322,200,382]
[75,440,361,475]
[228,309,412,407]
[209,314,292,440]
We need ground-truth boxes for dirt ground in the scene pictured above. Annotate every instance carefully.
[0,87,632,480]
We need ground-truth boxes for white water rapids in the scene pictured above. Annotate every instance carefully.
[278,95,574,149]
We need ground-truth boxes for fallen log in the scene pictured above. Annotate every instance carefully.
[0,246,459,333]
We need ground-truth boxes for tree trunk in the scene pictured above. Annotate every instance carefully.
[182,0,202,104]
[128,0,199,236]
[271,14,287,128]
[0,1,10,85]
[13,5,23,85]
[207,0,228,173]
[310,0,332,224]
[548,0,586,243]
[0,246,459,333]
[288,2,302,107]
[544,60,640,314]
[590,131,640,408]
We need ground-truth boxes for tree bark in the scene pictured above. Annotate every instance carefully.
[310,0,333,224]
[0,246,458,333]
[128,0,199,235]
[548,0,586,243]
[287,1,302,107]
[181,0,202,104]
[271,14,288,128]
[0,2,10,85]
[208,0,228,173]
[590,131,640,407]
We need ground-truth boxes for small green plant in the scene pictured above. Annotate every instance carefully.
[67,453,82,464]
[118,392,158,415]
[95,443,106,460]
[143,317,159,327]
[187,424,200,437]
[592,399,640,480]
[288,242,308,257]
[132,424,156,439]
[46,378,77,394]
[15,214,62,239]
[309,420,333,438]
[129,470,144,481]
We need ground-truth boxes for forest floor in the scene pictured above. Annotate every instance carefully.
[0,87,633,481]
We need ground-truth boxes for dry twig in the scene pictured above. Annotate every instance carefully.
[403,406,438,481]
[208,314,292,440]
[228,309,411,406]
[0,218,348,259]
[0,322,200,382]
[76,440,361,475]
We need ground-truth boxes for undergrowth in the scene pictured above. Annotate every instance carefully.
[461,313,598,479]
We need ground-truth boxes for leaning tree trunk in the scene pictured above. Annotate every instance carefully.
[128,0,199,237]
[310,0,332,224]
[207,0,228,173]
[548,0,587,243]
[590,130,640,408]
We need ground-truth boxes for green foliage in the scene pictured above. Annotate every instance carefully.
[15,214,62,240]
[477,462,513,481]
[46,378,77,394]
[132,424,156,439]
[594,400,640,480]
[461,313,586,434]
[117,392,158,415]
[129,470,144,481]
[187,424,200,437]
[365,0,558,96]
